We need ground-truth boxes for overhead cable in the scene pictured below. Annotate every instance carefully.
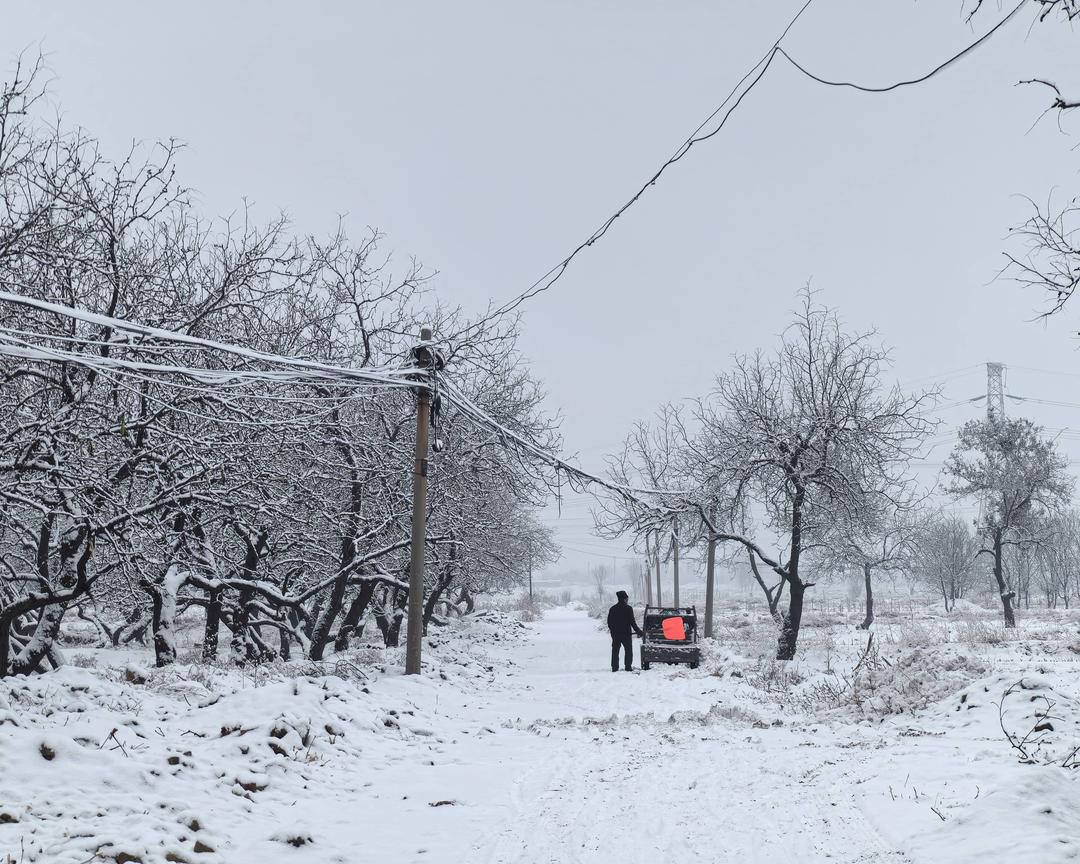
[450,0,1029,339]
[0,290,417,389]
[775,0,1028,93]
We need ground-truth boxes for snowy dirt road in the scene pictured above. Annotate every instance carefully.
[372,608,908,864]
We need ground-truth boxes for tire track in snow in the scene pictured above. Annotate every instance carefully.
[470,609,911,864]
[476,720,909,864]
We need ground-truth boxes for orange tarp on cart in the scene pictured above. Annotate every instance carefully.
[661,616,685,641]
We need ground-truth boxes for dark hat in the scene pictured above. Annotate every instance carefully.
[616,590,628,600]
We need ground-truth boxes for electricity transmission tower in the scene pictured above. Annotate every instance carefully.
[976,361,1007,531]
[986,362,1005,422]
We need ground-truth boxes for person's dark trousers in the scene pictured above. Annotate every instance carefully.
[611,635,633,671]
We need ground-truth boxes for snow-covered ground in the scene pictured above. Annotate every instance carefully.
[2,603,1079,863]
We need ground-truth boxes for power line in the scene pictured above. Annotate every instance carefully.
[447,1,817,343]
[1008,394,1080,410]
[450,1,1030,341]
[559,545,642,562]
[915,395,985,416]
[898,364,983,387]
[440,377,689,508]
[775,0,1029,93]
[1010,365,1080,380]
[0,290,416,390]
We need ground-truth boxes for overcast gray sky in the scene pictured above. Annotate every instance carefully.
[4,2,1079,582]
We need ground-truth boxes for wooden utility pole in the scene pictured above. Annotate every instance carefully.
[643,534,653,606]
[405,326,434,675]
[704,515,716,638]
[528,543,533,601]
[654,531,662,606]
[672,523,680,607]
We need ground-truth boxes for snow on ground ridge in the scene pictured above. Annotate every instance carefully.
[2,604,1079,863]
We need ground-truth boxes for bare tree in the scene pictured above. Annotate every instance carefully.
[1007,198,1080,317]
[965,1,1080,318]
[593,564,607,600]
[819,494,925,630]
[0,56,560,675]
[913,514,980,612]
[945,417,1072,627]
[1035,510,1080,608]
[593,403,691,602]
[689,291,933,659]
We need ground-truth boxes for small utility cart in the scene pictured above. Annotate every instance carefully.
[640,605,700,670]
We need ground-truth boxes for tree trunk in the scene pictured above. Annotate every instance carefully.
[229,527,269,664]
[748,552,785,626]
[777,486,808,660]
[776,581,805,661]
[386,612,403,647]
[145,567,180,668]
[230,593,252,662]
[373,604,390,643]
[277,620,290,660]
[654,544,662,606]
[146,589,174,668]
[304,598,323,640]
[122,613,151,646]
[992,530,1017,628]
[703,529,716,638]
[334,582,375,653]
[11,605,65,676]
[309,575,347,661]
[672,529,680,607]
[423,545,458,632]
[203,588,222,661]
[423,582,448,630]
[387,588,407,647]
[857,563,874,630]
[373,587,407,647]
[45,639,65,670]
[0,611,13,678]
[457,586,475,615]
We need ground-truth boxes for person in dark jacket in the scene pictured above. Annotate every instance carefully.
[607,590,643,672]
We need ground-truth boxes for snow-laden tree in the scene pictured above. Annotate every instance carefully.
[688,292,934,659]
[598,293,933,658]
[0,58,559,674]
[945,417,1072,627]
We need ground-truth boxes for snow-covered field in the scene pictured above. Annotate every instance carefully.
[2,602,1079,863]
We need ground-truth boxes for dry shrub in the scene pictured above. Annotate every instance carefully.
[955,615,1007,647]
[888,617,945,649]
[746,658,804,694]
[518,605,543,623]
[801,644,989,718]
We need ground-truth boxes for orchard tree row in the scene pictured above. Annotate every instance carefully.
[0,59,559,676]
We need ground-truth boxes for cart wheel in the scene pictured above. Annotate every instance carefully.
[689,661,699,670]
[642,661,650,671]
